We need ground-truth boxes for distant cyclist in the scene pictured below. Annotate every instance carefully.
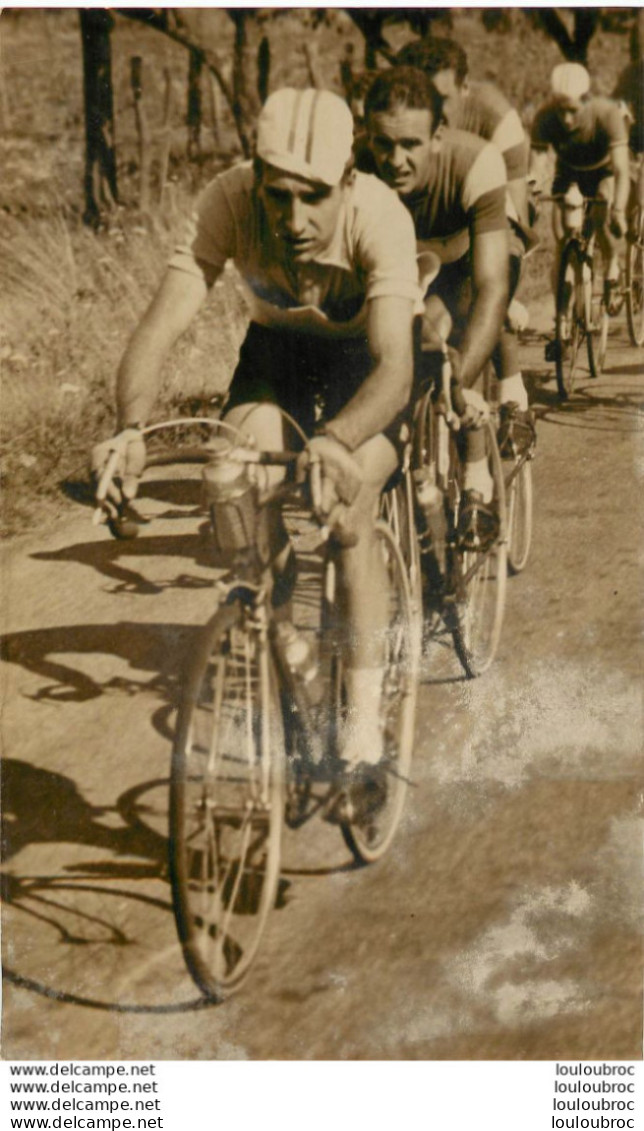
[363,66,510,547]
[530,62,630,334]
[612,55,644,210]
[91,88,420,774]
[395,36,536,460]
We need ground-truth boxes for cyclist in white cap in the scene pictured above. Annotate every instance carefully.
[91,87,420,776]
[530,62,630,334]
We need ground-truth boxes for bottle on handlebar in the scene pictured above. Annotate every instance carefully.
[202,437,260,561]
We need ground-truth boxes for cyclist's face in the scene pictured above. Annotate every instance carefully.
[554,96,583,133]
[429,68,463,126]
[367,106,436,197]
[259,166,344,262]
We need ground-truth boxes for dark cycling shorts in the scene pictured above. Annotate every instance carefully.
[224,321,410,459]
[553,163,614,199]
[424,250,518,340]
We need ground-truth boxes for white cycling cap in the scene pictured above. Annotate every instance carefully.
[550,62,590,100]
[256,88,354,186]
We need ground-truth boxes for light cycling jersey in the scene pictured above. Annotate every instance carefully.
[531,96,629,172]
[169,164,419,338]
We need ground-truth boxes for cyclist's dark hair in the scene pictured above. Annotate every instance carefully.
[364,67,444,131]
[396,37,469,86]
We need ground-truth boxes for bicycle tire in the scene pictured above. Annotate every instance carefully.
[555,240,585,400]
[586,243,609,379]
[412,387,449,618]
[506,457,533,575]
[451,419,508,677]
[337,520,418,864]
[380,471,423,654]
[626,212,644,347]
[169,599,284,1000]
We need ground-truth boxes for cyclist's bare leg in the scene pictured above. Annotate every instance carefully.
[593,187,620,282]
[422,293,491,499]
[552,203,566,297]
[335,433,398,767]
[493,329,529,409]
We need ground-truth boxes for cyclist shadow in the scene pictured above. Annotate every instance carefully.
[30,528,220,597]
[1,620,195,706]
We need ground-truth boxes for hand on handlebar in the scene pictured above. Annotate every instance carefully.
[91,427,147,523]
[298,433,363,545]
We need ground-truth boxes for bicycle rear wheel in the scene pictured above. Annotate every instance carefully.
[506,457,533,575]
[555,240,585,399]
[586,243,609,378]
[451,420,508,677]
[339,521,418,864]
[626,211,644,347]
[170,600,284,1000]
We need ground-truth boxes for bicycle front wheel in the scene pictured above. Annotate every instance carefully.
[555,240,585,399]
[586,243,609,379]
[451,420,508,677]
[340,521,418,864]
[380,470,423,651]
[170,600,284,1000]
[626,212,644,347]
[506,457,533,575]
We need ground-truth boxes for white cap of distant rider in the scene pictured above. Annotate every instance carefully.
[550,62,590,100]
[256,88,354,186]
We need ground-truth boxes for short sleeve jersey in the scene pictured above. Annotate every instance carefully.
[454,82,528,182]
[402,128,508,263]
[612,61,644,154]
[530,97,629,171]
[169,164,419,338]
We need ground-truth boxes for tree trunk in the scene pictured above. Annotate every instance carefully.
[229,10,259,156]
[130,56,151,213]
[79,10,117,227]
[187,48,202,161]
[532,9,600,64]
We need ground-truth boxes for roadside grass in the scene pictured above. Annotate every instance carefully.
[0,190,247,536]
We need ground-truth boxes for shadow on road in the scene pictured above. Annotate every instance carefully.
[31,530,217,595]
[1,621,196,704]
[1,760,215,1011]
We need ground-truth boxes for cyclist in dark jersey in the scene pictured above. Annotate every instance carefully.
[530,63,630,319]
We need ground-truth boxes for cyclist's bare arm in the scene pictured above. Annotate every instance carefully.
[116,259,222,428]
[611,142,631,215]
[322,295,415,452]
[458,228,509,388]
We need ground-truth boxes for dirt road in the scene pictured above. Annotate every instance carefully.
[1,307,642,1061]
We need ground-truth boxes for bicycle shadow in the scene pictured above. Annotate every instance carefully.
[534,378,643,432]
[1,760,291,1013]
